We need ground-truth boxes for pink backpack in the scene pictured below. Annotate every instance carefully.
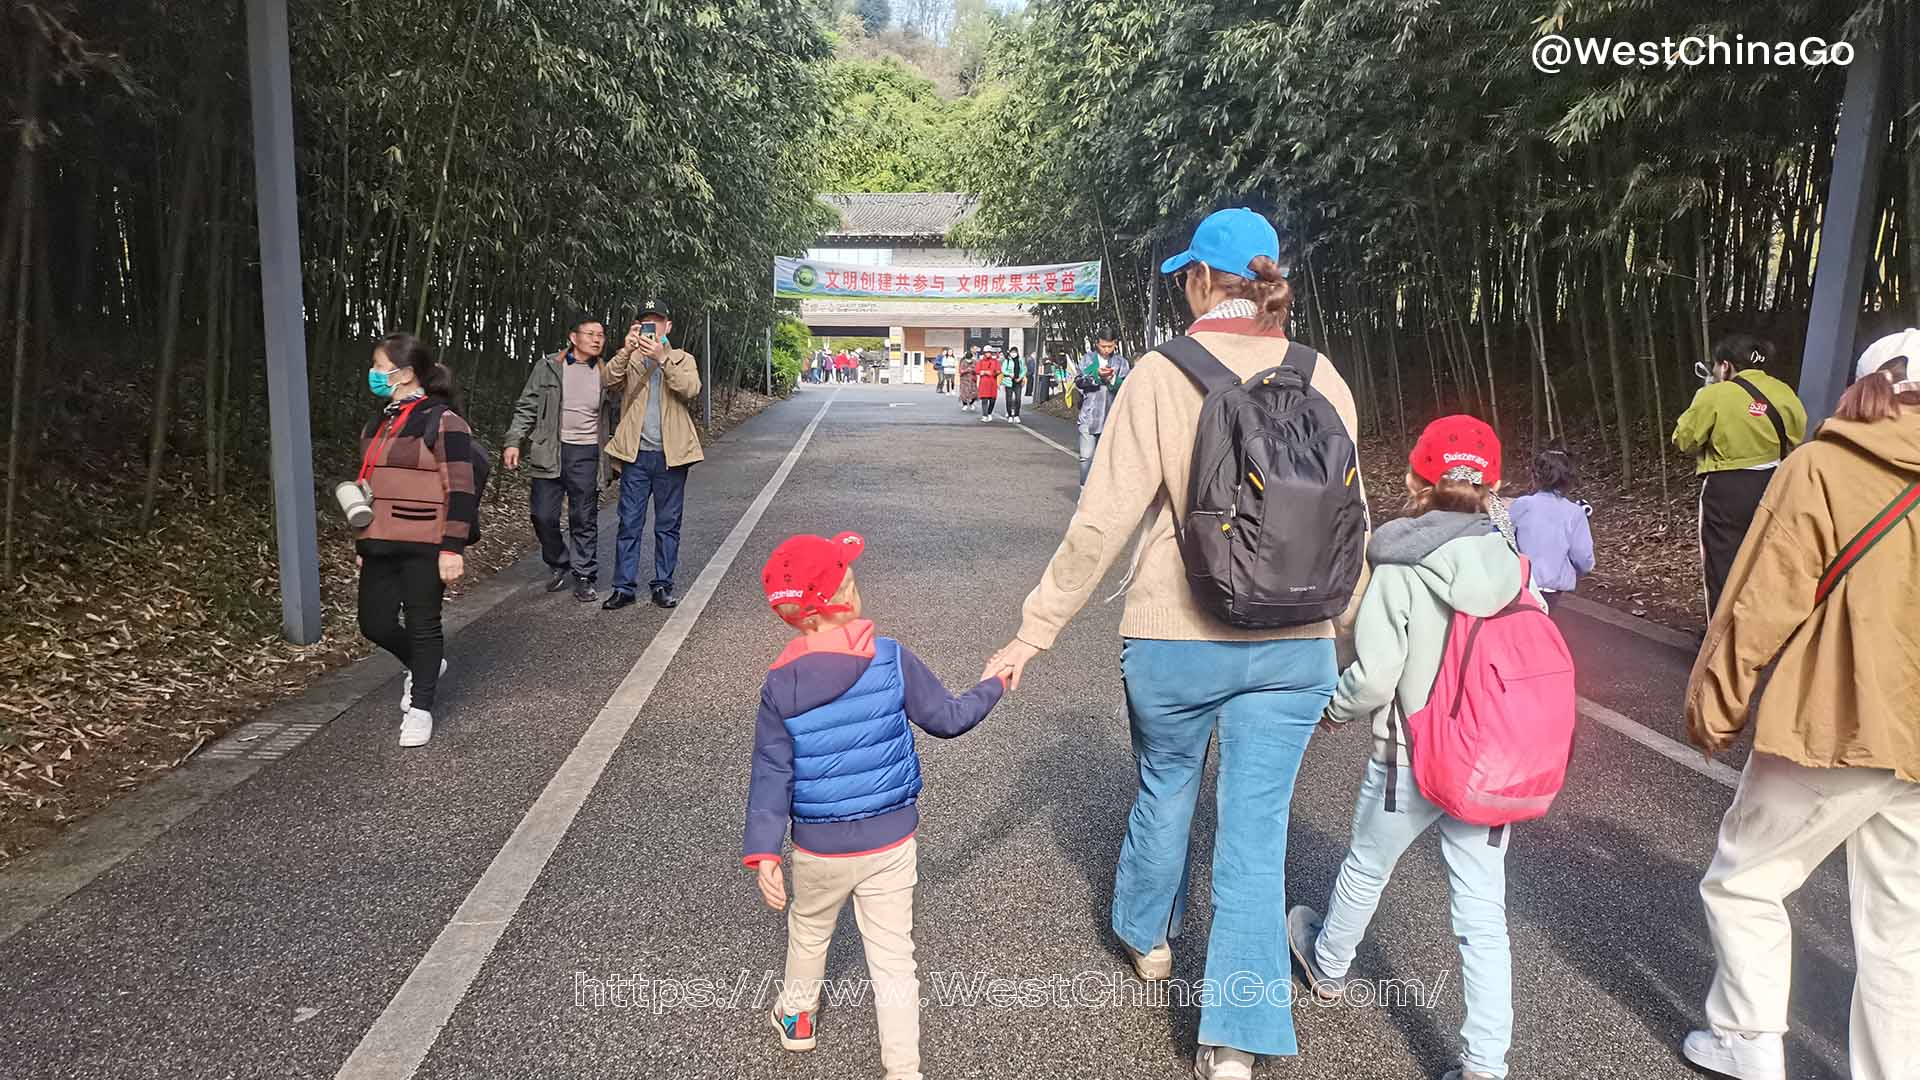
[1387,557,1577,830]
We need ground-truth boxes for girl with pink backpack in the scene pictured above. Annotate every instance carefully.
[1288,415,1573,1080]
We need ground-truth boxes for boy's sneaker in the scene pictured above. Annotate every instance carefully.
[1124,942,1173,981]
[1681,1029,1786,1080]
[401,659,450,714]
[1286,905,1347,1000]
[770,1007,816,1052]
[398,707,433,748]
[1194,1045,1254,1080]
[546,567,572,592]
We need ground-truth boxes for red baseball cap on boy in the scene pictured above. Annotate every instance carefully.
[762,532,866,618]
[1410,415,1502,488]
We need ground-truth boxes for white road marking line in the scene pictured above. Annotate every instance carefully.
[1017,422,1076,458]
[1577,697,1739,789]
[335,392,838,1080]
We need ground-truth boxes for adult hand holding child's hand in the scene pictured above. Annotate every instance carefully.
[980,638,1042,692]
[755,860,787,911]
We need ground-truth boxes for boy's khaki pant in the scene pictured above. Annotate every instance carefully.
[1702,752,1920,1080]
[779,838,920,1080]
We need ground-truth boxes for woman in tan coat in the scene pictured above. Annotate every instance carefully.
[1682,328,1920,1080]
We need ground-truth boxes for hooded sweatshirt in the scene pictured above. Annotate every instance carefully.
[1325,511,1533,762]
[1688,408,1920,779]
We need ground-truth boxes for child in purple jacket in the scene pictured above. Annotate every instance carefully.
[745,531,1004,1080]
[1508,447,1596,610]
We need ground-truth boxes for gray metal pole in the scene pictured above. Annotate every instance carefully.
[765,324,773,395]
[245,0,321,644]
[1799,29,1888,424]
[703,311,713,429]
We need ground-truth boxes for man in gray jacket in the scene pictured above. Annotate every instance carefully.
[503,313,616,602]
[1074,331,1130,486]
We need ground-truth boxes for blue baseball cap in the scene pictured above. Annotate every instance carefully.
[1159,208,1280,279]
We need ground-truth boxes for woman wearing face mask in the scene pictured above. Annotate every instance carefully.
[356,333,479,748]
[1672,334,1809,619]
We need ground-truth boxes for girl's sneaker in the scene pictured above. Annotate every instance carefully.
[1681,1029,1786,1080]
[770,1007,816,1051]
[1286,905,1348,1000]
[1194,1045,1254,1080]
[1124,942,1173,981]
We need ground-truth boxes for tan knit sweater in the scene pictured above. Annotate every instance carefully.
[1016,318,1364,649]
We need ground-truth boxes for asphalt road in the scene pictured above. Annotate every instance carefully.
[0,382,1857,1079]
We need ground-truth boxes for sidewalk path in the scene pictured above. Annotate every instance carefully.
[0,383,1854,1079]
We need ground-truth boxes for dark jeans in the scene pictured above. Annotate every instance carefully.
[980,394,997,417]
[1005,384,1023,417]
[358,551,445,711]
[1699,468,1774,617]
[531,442,600,582]
[613,449,689,596]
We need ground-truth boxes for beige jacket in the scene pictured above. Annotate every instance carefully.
[1016,318,1363,648]
[1687,407,1920,779]
[602,343,704,468]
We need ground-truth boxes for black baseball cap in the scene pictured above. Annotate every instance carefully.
[638,298,672,320]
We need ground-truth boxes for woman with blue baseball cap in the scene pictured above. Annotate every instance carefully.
[985,206,1364,1079]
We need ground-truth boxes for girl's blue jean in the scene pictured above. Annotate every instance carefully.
[1112,637,1335,1057]
[1314,757,1513,1078]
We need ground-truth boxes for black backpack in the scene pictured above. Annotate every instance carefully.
[1158,336,1368,628]
[419,399,492,546]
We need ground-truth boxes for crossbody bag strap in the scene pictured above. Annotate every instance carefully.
[1816,479,1920,604]
[1385,700,1402,814]
[1281,340,1320,384]
[1729,375,1794,458]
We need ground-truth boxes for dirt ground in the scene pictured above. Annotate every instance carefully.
[0,392,780,866]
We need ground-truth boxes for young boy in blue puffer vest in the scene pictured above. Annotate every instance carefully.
[744,531,1005,1080]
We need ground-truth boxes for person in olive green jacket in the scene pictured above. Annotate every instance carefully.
[601,301,704,611]
[503,313,616,603]
[1680,330,1920,1080]
[1671,333,1808,618]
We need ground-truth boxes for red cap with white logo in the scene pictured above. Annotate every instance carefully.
[762,532,866,619]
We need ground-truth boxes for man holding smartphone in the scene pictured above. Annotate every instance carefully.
[601,300,704,611]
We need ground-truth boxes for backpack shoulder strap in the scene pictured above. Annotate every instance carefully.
[1281,341,1319,384]
[1816,479,1920,603]
[1729,375,1794,457]
[1157,335,1239,396]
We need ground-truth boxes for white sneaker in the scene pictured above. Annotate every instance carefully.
[1681,1029,1786,1080]
[1194,1045,1254,1080]
[980,414,994,423]
[1125,942,1173,981]
[400,658,450,714]
[398,707,434,748]
[1011,416,1023,424]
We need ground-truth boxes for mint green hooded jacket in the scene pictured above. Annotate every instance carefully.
[1325,510,1537,762]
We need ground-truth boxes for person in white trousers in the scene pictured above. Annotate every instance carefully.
[1682,329,1920,1080]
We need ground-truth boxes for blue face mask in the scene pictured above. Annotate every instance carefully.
[368,369,394,397]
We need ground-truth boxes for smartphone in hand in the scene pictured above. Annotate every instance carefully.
[641,322,658,340]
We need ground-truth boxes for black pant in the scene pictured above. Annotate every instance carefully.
[531,442,600,582]
[1699,468,1775,617]
[1005,383,1022,418]
[980,395,996,417]
[358,551,445,711]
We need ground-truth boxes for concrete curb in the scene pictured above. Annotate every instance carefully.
[0,546,542,945]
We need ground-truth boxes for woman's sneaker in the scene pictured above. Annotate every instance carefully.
[770,1007,816,1051]
[400,658,450,714]
[1681,1029,1786,1080]
[1124,942,1173,981]
[398,707,433,748]
[1194,1045,1254,1080]
[1286,905,1347,1000]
